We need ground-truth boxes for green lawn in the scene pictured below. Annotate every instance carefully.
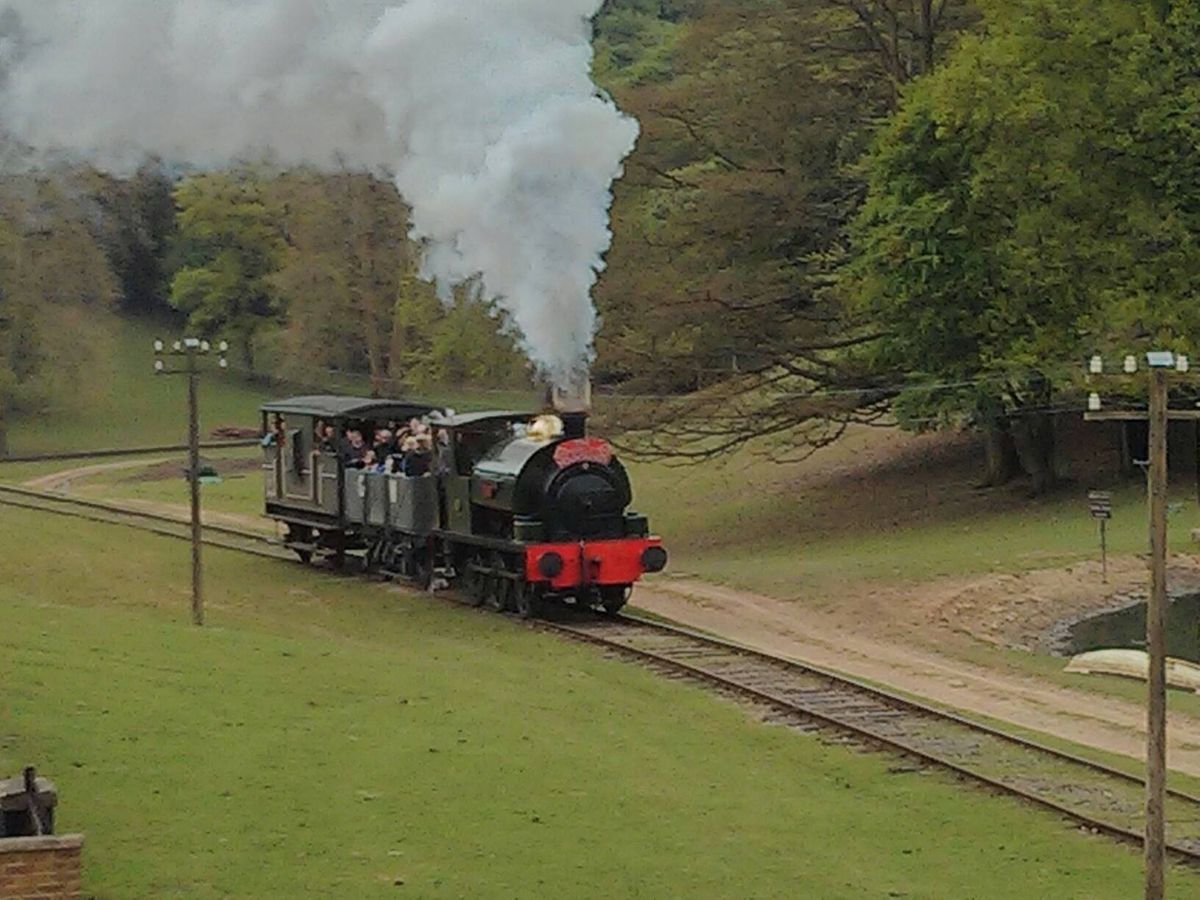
[1,509,1190,899]
[627,450,1198,597]
[6,318,269,456]
[67,449,270,523]
[4,316,541,457]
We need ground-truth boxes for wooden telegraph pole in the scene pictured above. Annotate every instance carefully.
[155,337,229,627]
[1087,351,1196,900]
[1145,367,1169,900]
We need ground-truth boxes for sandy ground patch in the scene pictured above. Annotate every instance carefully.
[634,572,1200,777]
[24,457,275,534]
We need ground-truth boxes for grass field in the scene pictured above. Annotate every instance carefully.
[2,508,1192,899]
[627,442,1200,596]
[4,316,539,457]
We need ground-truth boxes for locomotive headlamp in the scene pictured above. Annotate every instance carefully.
[641,546,668,573]
[537,551,565,578]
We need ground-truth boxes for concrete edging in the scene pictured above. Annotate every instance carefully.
[0,834,84,854]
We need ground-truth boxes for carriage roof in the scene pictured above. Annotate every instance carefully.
[261,396,443,420]
[432,411,533,429]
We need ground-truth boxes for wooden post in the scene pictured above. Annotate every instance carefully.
[1100,518,1108,584]
[1145,368,1169,900]
[187,351,204,628]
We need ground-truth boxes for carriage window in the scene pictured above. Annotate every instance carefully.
[453,425,510,476]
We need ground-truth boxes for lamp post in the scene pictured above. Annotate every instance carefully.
[154,337,229,627]
[1086,350,1194,900]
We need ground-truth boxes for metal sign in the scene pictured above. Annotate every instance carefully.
[1088,490,1113,520]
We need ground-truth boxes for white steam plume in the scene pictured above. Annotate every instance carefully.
[0,0,639,386]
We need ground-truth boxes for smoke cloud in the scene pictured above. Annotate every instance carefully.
[0,0,638,385]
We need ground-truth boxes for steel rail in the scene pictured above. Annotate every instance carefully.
[618,613,1200,805]
[540,614,1200,865]
[0,483,278,544]
[0,485,287,561]
[0,440,259,464]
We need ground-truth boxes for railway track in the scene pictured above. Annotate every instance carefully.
[5,479,1200,864]
[544,613,1200,865]
[0,482,288,560]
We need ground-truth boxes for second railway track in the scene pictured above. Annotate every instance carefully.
[5,479,1200,865]
[0,482,288,560]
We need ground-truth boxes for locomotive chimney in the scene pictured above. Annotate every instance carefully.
[552,374,591,440]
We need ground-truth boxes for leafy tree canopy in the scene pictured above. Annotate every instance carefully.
[846,0,1200,487]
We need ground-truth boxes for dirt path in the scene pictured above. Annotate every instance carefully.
[23,458,275,534]
[634,576,1200,777]
[24,458,176,492]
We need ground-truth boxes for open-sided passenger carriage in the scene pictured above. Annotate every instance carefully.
[261,396,443,574]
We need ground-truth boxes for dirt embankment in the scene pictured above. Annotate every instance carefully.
[633,424,1200,775]
[635,571,1200,776]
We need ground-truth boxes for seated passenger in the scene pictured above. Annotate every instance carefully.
[340,429,369,469]
[373,428,393,462]
[405,434,434,478]
[321,424,337,452]
[314,420,336,453]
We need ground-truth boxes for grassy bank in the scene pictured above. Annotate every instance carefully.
[4,316,538,457]
[627,438,1199,598]
[1,508,1189,898]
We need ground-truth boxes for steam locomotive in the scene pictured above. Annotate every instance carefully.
[260,395,666,617]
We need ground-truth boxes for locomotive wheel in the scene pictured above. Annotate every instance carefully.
[516,584,543,620]
[412,549,433,591]
[599,585,631,616]
[485,553,511,612]
[484,577,508,612]
[460,558,486,607]
[286,525,313,564]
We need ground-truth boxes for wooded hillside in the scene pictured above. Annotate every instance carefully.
[2,0,1198,491]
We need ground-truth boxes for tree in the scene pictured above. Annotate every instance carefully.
[170,172,284,371]
[0,176,119,454]
[594,0,971,460]
[91,162,178,316]
[846,0,1184,491]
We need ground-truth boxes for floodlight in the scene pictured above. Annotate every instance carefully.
[153,339,164,353]
[1088,392,1102,412]
[1124,355,1138,374]
[1089,355,1103,375]
[1177,355,1190,374]
[218,341,229,353]
[1146,351,1176,369]
[219,358,228,369]
[200,340,211,353]
[173,341,182,353]
[154,360,165,373]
